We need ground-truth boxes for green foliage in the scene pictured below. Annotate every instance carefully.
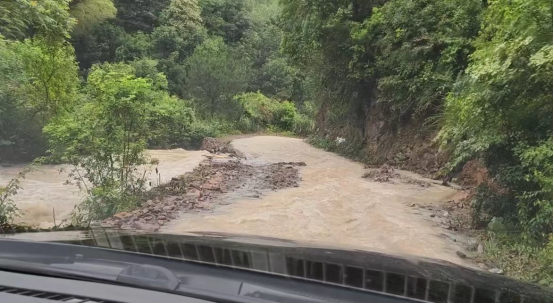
[234,92,303,133]
[439,0,553,237]
[0,0,76,41]
[115,31,152,62]
[13,38,80,120]
[281,0,380,138]
[70,0,117,35]
[0,29,79,162]
[162,0,203,30]
[483,229,553,287]
[151,0,206,60]
[0,165,36,224]
[72,21,125,70]
[151,24,206,61]
[184,37,250,119]
[147,96,195,148]
[44,63,193,222]
[350,0,482,120]
[113,0,170,33]
[199,0,252,44]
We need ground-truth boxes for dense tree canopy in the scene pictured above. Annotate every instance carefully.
[69,0,117,34]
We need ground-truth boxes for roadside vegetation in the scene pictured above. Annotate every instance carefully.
[279,0,552,286]
[0,0,551,286]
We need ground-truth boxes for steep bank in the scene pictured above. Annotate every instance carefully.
[317,103,447,178]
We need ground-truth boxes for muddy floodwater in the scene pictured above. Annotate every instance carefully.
[0,149,207,228]
[163,136,468,266]
[1,136,470,266]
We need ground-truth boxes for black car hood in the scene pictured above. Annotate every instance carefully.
[2,228,552,302]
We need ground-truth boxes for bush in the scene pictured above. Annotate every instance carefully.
[292,113,314,136]
[147,96,195,148]
[0,165,35,225]
[234,92,300,133]
[184,120,229,149]
[44,63,180,223]
[484,229,553,287]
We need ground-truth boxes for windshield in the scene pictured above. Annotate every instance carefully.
[0,0,552,301]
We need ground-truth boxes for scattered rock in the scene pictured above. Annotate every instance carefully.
[466,240,479,251]
[100,149,304,232]
[488,268,503,275]
[184,189,201,201]
[430,214,436,218]
[362,164,398,183]
[113,212,131,220]
[131,221,160,232]
[456,251,467,259]
[442,211,449,217]
[477,263,487,270]
[477,244,484,254]
[408,203,416,207]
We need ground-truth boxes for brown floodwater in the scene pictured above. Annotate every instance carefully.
[162,136,470,266]
[0,149,207,228]
[1,136,470,267]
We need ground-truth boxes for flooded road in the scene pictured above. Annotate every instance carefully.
[1,136,469,266]
[0,149,207,228]
[163,136,469,266]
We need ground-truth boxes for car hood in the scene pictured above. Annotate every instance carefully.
[2,228,552,302]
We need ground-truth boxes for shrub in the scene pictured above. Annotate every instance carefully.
[234,92,300,133]
[44,63,177,223]
[147,96,195,148]
[484,228,553,287]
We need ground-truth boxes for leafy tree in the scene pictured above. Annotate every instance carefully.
[151,24,206,61]
[44,63,192,222]
[234,92,298,132]
[0,0,76,41]
[255,57,298,101]
[350,0,482,121]
[69,0,117,35]
[439,0,552,237]
[151,0,206,60]
[0,37,45,162]
[72,21,125,70]
[184,37,250,118]
[13,37,80,121]
[115,31,152,62]
[237,24,302,101]
[113,0,170,33]
[162,0,203,30]
[237,24,281,69]
[199,0,252,44]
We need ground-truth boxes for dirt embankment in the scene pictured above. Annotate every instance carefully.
[100,138,306,232]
